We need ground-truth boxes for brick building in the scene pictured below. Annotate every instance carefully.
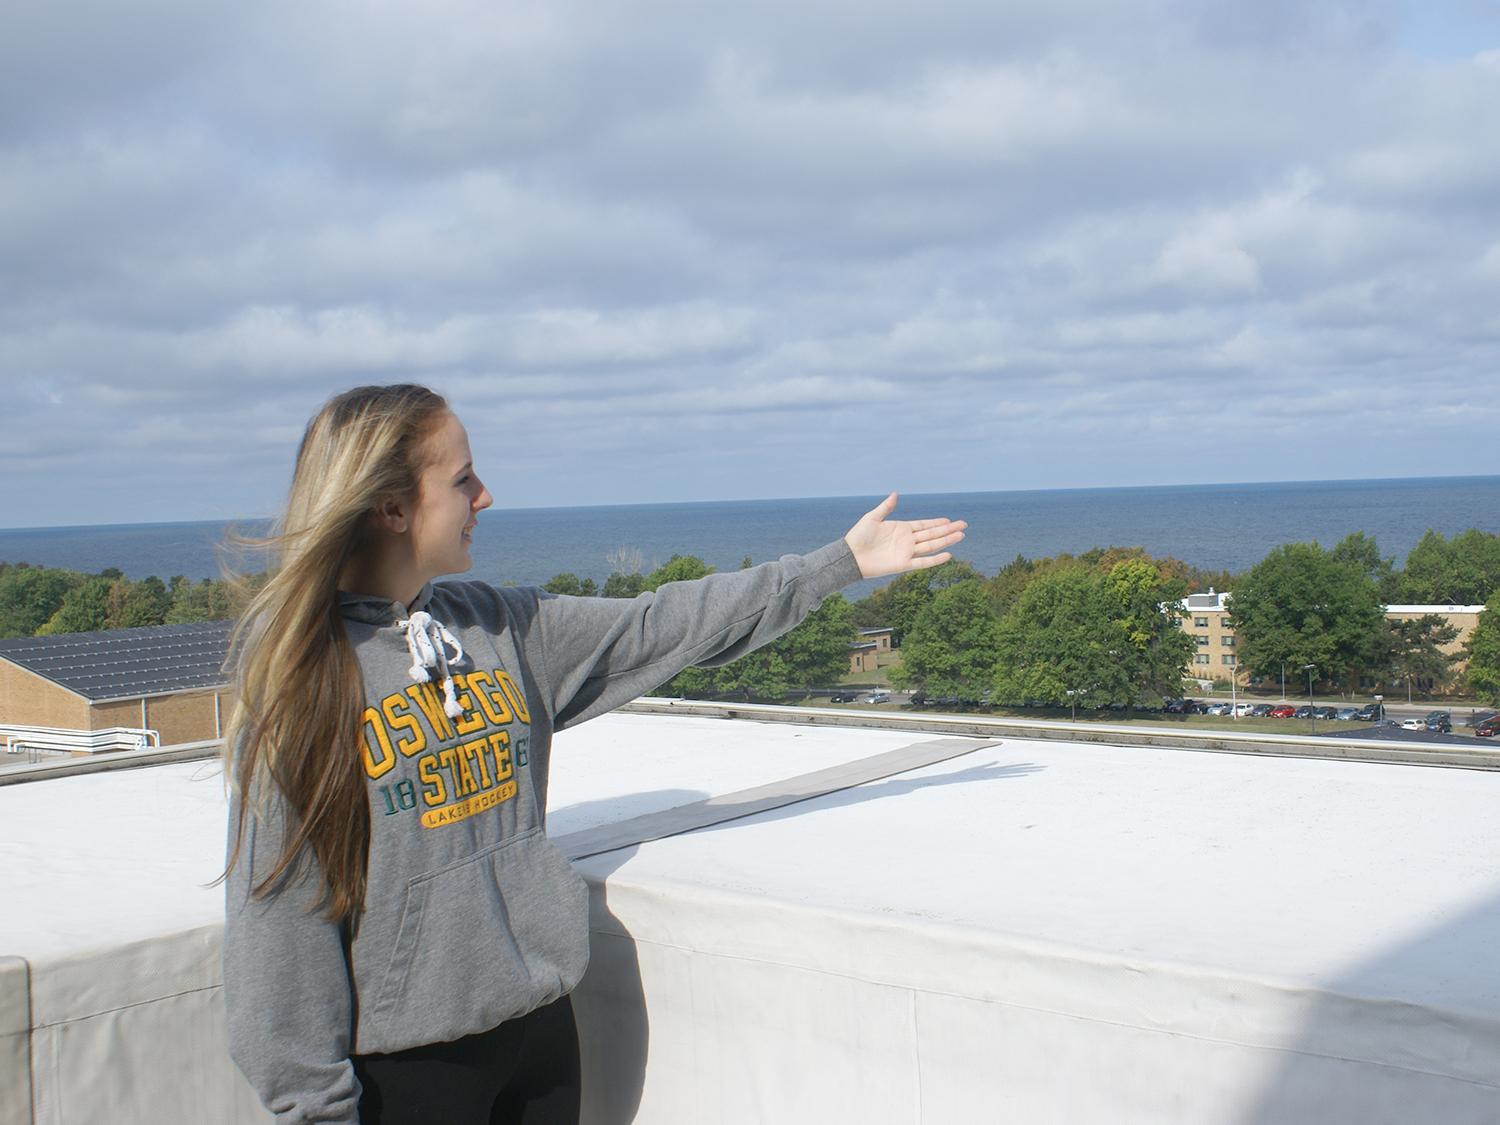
[0,620,235,747]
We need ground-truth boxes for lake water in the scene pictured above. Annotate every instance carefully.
[3,475,1497,600]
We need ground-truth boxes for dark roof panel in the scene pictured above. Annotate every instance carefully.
[0,620,234,700]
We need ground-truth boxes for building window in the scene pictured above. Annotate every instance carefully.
[1194,617,1209,627]
[1222,655,1237,666]
[1195,654,1211,665]
[1196,635,1209,647]
[1222,636,1236,647]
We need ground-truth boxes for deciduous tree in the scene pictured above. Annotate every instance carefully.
[1228,540,1385,692]
[0,567,86,637]
[542,573,598,597]
[1398,529,1500,605]
[1465,595,1500,705]
[889,581,1000,700]
[990,561,1191,706]
[1382,614,1460,700]
[663,593,855,701]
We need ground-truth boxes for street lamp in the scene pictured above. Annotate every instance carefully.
[1302,664,1317,734]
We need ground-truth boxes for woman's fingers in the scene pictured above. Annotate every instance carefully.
[908,551,955,569]
[910,519,966,541]
[866,492,899,521]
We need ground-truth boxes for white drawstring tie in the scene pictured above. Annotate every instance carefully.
[396,610,466,718]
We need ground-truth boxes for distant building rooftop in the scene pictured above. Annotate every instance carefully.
[0,619,232,702]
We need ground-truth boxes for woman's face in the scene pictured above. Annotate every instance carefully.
[408,411,493,582]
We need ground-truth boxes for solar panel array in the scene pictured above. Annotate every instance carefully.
[0,619,235,700]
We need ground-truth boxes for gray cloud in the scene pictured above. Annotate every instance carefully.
[2,0,1498,528]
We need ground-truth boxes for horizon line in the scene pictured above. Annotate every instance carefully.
[2,471,1498,535]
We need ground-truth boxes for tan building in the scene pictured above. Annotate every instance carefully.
[1179,591,1247,686]
[0,620,235,748]
[848,628,895,675]
[1177,595,1488,688]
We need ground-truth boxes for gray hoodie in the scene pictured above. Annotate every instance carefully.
[223,539,862,1123]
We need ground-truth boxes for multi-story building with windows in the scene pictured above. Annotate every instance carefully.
[1177,593,1487,689]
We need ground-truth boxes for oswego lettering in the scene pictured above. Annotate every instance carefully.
[360,666,532,828]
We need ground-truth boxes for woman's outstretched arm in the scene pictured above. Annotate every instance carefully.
[523,494,964,728]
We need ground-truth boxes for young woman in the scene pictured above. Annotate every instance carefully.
[222,383,965,1124]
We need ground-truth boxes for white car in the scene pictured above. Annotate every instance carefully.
[1400,717,1426,731]
[1232,703,1256,717]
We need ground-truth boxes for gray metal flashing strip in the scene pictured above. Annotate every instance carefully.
[88,683,231,705]
[0,956,33,1125]
[617,698,1500,771]
[0,741,223,787]
[555,737,997,862]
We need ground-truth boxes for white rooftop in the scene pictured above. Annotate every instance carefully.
[4,712,1500,1123]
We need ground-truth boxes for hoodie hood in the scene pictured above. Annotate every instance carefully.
[337,581,466,718]
[336,581,435,626]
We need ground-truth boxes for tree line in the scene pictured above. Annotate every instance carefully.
[873,529,1500,707]
[5,526,1497,705]
[0,562,246,637]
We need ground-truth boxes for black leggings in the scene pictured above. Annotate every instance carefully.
[352,995,580,1125]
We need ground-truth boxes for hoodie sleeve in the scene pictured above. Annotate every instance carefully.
[532,538,863,729]
[223,783,362,1125]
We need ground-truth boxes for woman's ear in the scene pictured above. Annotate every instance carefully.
[372,497,410,534]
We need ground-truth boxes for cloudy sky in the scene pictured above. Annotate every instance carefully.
[3,0,1498,529]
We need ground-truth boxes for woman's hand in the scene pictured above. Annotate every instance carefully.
[844,492,967,580]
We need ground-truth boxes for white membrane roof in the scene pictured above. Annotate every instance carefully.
[4,711,1500,1123]
[4,712,1499,997]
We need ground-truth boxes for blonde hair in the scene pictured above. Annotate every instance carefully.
[222,384,450,924]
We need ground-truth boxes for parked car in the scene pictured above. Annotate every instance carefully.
[1400,717,1427,731]
[1163,698,1191,714]
[864,691,892,705]
[1353,703,1385,722]
[1204,702,1232,716]
[1334,707,1360,721]
[1293,705,1315,719]
[1315,707,1339,720]
[1250,704,1275,717]
[1425,710,1453,733]
[1269,705,1297,718]
[1476,716,1500,738]
[1232,703,1256,717]
[828,692,855,703]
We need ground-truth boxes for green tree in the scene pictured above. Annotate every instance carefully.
[990,561,1191,707]
[106,576,173,629]
[37,576,113,634]
[889,581,1001,701]
[165,575,238,623]
[643,555,715,590]
[664,594,855,701]
[1331,532,1399,602]
[543,573,598,597]
[992,568,1119,706]
[1398,529,1500,605]
[1101,558,1196,697]
[1228,541,1386,692]
[1464,595,1500,705]
[856,560,984,645]
[601,572,647,599]
[0,566,86,637]
[1382,614,1460,701]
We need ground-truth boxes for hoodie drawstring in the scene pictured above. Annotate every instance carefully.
[395,610,466,718]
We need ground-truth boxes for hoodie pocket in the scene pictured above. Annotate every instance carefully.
[361,828,590,1052]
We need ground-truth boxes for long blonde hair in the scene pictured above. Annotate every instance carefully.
[222,384,450,924]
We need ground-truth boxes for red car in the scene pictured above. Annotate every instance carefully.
[1476,717,1500,738]
[1268,705,1298,718]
